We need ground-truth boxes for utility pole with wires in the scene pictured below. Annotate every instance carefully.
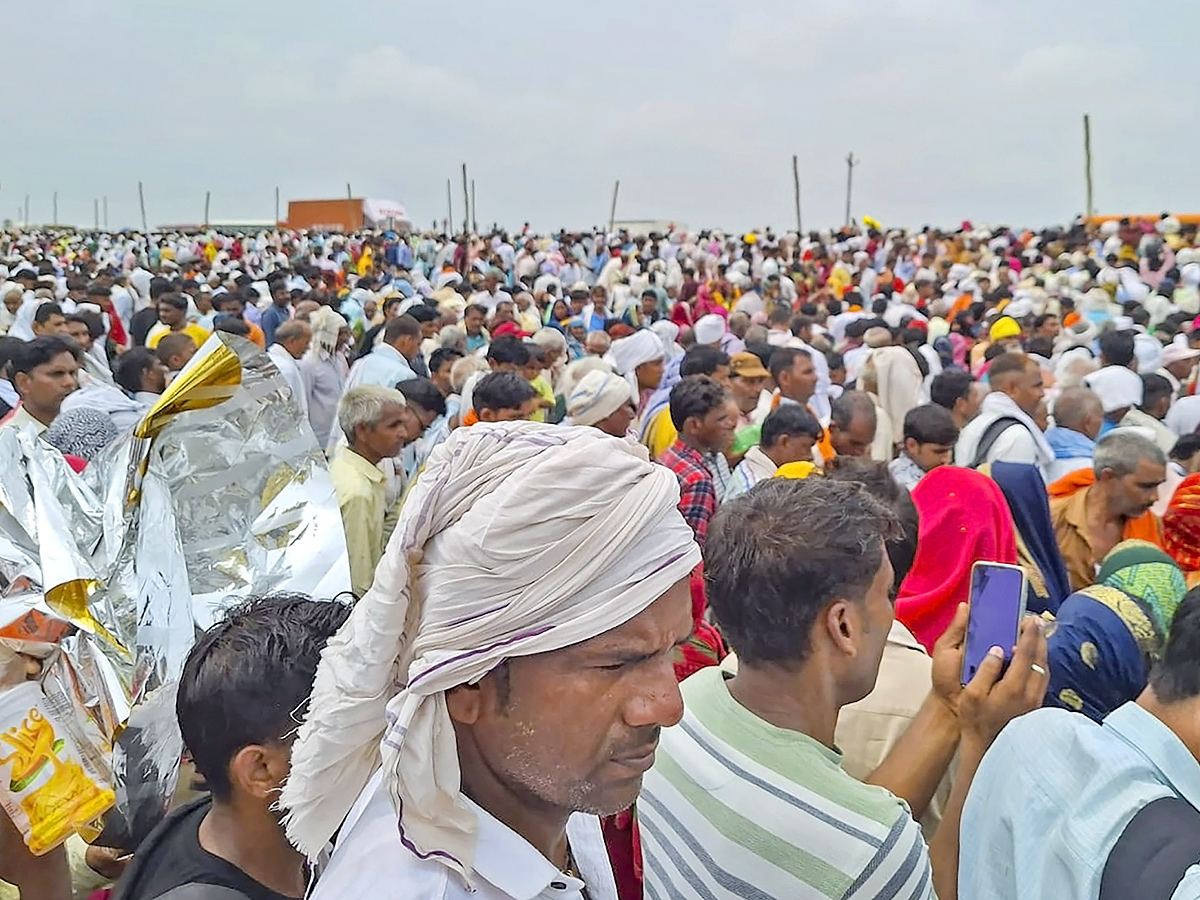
[445,179,453,236]
[103,196,108,229]
[470,179,477,234]
[844,153,859,227]
[792,155,802,234]
[1083,113,1095,232]
[94,199,99,230]
[461,164,470,235]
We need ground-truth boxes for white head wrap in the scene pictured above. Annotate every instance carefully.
[568,370,634,426]
[1084,365,1144,413]
[308,306,348,360]
[282,423,700,876]
[694,314,726,346]
[608,330,664,377]
[649,320,682,359]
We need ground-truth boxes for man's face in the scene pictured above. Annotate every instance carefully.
[842,551,896,703]
[906,438,954,473]
[464,309,485,336]
[356,403,410,460]
[635,358,665,393]
[159,302,185,328]
[216,300,244,320]
[65,320,93,352]
[710,364,732,389]
[595,402,637,438]
[1038,316,1060,339]
[585,334,609,356]
[284,332,313,360]
[392,334,420,361]
[1009,363,1045,417]
[728,375,766,414]
[2,293,20,315]
[832,413,876,458]
[781,356,818,404]
[420,320,439,340]
[569,295,587,315]
[15,352,79,414]
[493,303,515,326]
[432,360,455,396]
[591,289,608,311]
[956,382,987,424]
[772,433,815,466]
[1108,458,1167,519]
[33,313,67,336]
[483,275,499,293]
[696,399,738,454]
[447,580,692,818]
[569,324,587,343]
[641,295,658,317]
[272,288,291,308]
[143,357,169,394]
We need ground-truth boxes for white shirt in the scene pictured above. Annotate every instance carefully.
[311,771,618,900]
[268,343,310,418]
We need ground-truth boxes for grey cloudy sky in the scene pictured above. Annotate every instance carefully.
[6,0,1197,233]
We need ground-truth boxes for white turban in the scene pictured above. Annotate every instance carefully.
[568,370,634,426]
[649,320,682,359]
[608,330,664,377]
[1084,365,1144,413]
[282,422,700,876]
[694,314,726,346]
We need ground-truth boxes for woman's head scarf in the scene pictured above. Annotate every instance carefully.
[282,422,701,881]
[1164,474,1200,581]
[987,461,1072,614]
[897,466,1019,652]
[1097,539,1187,642]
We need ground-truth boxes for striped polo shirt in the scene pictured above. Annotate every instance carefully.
[640,667,934,900]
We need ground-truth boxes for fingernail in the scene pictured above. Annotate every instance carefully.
[988,646,1004,658]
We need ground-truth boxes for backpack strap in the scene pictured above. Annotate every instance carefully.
[153,887,255,900]
[1100,796,1200,900]
[969,416,1025,469]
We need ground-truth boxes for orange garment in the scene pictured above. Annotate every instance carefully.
[947,294,974,325]
[1063,311,1081,328]
[1046,469,1165,546]
[462,408,480,427]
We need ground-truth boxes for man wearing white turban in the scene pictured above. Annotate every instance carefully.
[608,330,666,426]
[283,422,701,900]
[567,369,636,437]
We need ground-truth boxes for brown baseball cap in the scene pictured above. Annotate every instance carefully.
[729,352,770,379]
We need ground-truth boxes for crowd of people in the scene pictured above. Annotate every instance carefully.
[7,213,1200,898]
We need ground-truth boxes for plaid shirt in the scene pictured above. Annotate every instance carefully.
[659,440,718,547]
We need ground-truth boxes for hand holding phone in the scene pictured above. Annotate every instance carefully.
[961,562,1028,685]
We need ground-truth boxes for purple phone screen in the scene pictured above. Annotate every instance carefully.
[962,564,1026,684]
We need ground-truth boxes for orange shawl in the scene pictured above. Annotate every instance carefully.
[1046,469,1165,546]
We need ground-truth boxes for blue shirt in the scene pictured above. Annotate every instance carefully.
[345,343,416,390]
[960,702,1200,899]
[261,303,291,346]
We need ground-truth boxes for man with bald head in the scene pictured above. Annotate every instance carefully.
[1045,386,1104,482]
[824,391,879,465]
[268,319,313,419]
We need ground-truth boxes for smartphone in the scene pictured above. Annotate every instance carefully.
[961,561,1028,685]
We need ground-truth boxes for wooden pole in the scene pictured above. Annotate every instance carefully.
[1084,114,1095,230]
[275,186,280,225]
[844,153,858,227]
[94,199,99,230]
[608,179,621,234]
[461,164,470,234]
[470,179,477,234]
[792,155,802,233]
[138,182,148,233]
[346,182,354,232]
[204,191,211,229]
[52,192,57,227]
[103,196,108,229]
[22,195,29,227]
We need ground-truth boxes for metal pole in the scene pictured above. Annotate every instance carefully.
[94,199,99,230]
[470,179,477,234]
[346,182,354,232]
[608,180,621,234]
[204,191,211,229]
[275,187,281,225]
[446,179,453,235]
[52,192,57,227]
[138,182,148,233]
[461,164,470,234]
[103,196,108,230]
[22,195,29,227]
[792,155,802,234]
[1084,114,1095,231]
[844,153,858,227]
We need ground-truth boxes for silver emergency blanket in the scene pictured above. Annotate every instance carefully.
[0,332,350,850]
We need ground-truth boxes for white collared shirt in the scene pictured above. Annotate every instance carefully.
[311,770,618,900]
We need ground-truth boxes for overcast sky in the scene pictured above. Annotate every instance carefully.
[6,1,1196,233]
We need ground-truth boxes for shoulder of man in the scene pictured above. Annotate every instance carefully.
[1100,796,1200,900]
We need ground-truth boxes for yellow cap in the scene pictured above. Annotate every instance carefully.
[989,316,1022,341]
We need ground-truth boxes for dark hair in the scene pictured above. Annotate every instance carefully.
[383,314,421,343]
[790,314,816,337]
[214,291,246,311]
[1141,373,1173,411]
[668,375,728,431]
[761,404,822,448]
[902,404,959,445]
[705,478,899,666]
[768,346,810,384]
[743,341,773,370]
[1171,434,1200,462]
[825,457,919,591]
[767,306,792,327]
[830,391,876,430]
[1148,588,1200,704]
[156,333,197,365]
[68,312,106,341]
[0,336,24,381]
[397,377,447,417]
[429,347,464,373]
[679,346,730,378]
[10,336,80,378]
[826,351,845,371]
[486,336,531,367]
[158,293,189,312]
[176,594,350,801]
[473,371,535,413]
[115,348,158,394]
[1033,313,1058,329]
[1099,330,1136,368]
[407,303,439,324]
[1026,336,1054,359]
[464,303,488,318]
[148,277,175,300]
[213,315,250,337]
[33,303,64,325]
[930,369,974,410]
